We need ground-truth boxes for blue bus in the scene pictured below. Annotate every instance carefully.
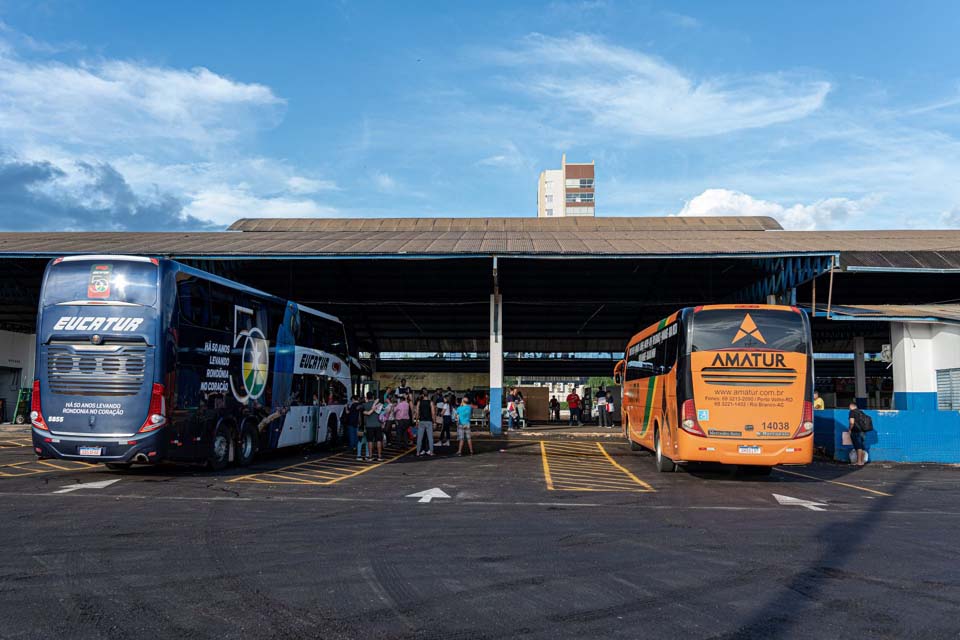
[31,255,352,470]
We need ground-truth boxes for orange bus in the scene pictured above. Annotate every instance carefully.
[614,304,814,474]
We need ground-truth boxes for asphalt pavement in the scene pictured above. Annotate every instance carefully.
[1,425,958,639]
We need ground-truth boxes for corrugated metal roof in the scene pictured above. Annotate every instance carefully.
[1,218,960,261]
[227,216,784,232]
[807,304,960,323]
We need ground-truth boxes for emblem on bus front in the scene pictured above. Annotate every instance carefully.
[732,313,766,345]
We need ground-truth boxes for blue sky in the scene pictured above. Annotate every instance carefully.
[1,0,959,231]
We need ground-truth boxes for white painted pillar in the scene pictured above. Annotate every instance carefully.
[853,336,867,407]
[489,293,503,435]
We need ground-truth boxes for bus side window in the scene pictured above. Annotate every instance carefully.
[209,284,234,334]
[660,325,679,373]
[178,279,210,327]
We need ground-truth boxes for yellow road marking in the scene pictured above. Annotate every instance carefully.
[229,445,414,486]
[540,441,555,490]
[774,467,893,497]
[540,441,654,493]
[596,443,656,491]
[0,438,32,448]
[0,459,96,478]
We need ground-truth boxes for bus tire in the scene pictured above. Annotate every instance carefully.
[14,414,25,425]
[654,426,676,473]
[208,423,231,471]
[105,462,131,471]
[236,423,258,467]
[625,418,642,451]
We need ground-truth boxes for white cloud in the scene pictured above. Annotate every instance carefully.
[183,185,338,226]
[372,171,397,192]
[477,141,530,169]
[678,188,875,230]
[942,207,960,228]
[0,49,283,148]
[0,27,338,229]
[662,11,701,29]
[492,34,830,138]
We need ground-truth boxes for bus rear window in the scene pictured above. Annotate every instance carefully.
[691,309,807,353]
[43,260,159,307]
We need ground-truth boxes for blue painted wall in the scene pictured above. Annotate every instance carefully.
[814,409,960,464]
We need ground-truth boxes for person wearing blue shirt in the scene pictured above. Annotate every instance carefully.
[456,397,474,456]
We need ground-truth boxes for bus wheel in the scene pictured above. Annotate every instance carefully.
[14,414,25,425]
[626,419,641,451]
[236,424,258,467]
[208,424,230,471]
[654,427,676,473]
[105,462,131,471]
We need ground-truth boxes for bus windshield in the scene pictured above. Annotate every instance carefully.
[42,260,159,307]
[691,308,807,353]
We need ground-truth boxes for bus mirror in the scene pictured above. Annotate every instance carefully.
[614,373,622,385]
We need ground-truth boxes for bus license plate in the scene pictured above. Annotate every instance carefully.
[738,445,761,455]
[78,447,103,456]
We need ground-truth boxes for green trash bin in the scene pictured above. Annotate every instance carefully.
[13,387,31,425]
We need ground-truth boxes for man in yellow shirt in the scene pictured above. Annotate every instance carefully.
[813,390,825,410]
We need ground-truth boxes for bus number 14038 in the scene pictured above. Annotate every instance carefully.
[761,421,791,431]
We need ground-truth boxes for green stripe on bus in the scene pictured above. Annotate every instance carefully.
[639,317,669,436]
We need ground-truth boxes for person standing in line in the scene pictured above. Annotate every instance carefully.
[346,395,363,454]
[848,402,869,466]
[380,394,396,444]
[437,394,453,447]
[413,389,436,456]
[505,387,517,431]
[813,390,825,410]
[606,394,615,428]
[596,386,609,428]
[396,378,412,400]
[361,392,384,462]
[515,389,525,429]
[549,396,560,423]
[567,389,582,426]
[392,393,411,446]
[381,386,393,404]
[456,396,474,456]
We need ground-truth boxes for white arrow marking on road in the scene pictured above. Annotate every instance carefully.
[53,479,121,494]
[406,488,451,504]
[773,493,827,511]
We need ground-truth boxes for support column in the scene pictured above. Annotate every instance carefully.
[489,292,503,435]
[853,336,867,408]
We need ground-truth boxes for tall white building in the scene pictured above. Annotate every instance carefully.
[537,153,595,218]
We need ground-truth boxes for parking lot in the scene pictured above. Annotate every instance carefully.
[1,425,959,640]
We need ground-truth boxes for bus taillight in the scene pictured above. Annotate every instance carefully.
[30,379,49,431]
[138,384,167,433]
[680,399,706,437]
[793,401,814,438]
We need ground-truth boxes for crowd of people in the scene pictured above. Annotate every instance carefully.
[344,379,476,461]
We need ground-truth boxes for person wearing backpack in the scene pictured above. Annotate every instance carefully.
[848,402,873,466]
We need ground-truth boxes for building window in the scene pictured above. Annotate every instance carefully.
[566,192,595,203]
[567,206,594,215]
[566,178,594,189]
[937,368,960,410]
[545,194,553,203]
[545,208,554,216]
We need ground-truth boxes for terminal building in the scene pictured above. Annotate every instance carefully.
[1,214,959,463]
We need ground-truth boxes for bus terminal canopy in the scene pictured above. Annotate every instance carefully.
[1,216,960,357]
